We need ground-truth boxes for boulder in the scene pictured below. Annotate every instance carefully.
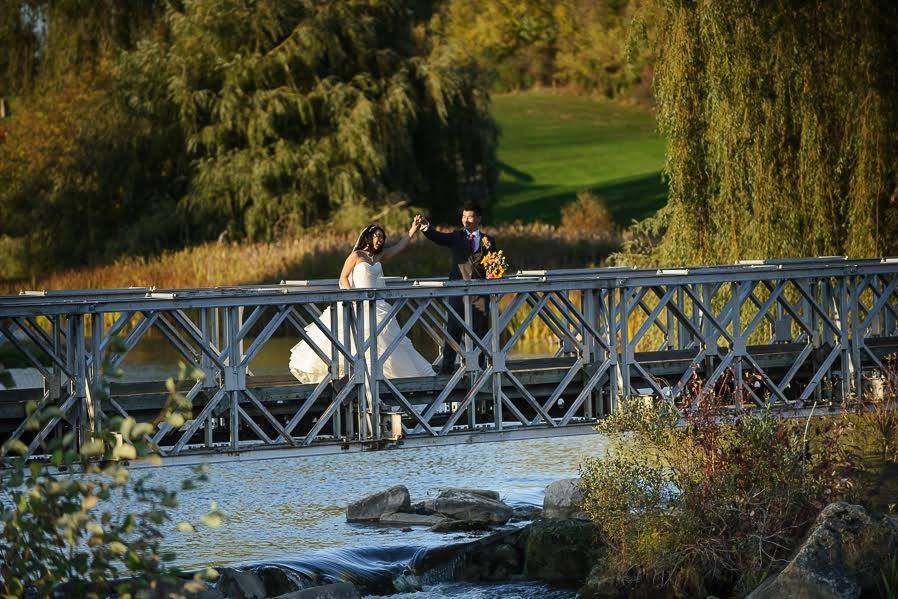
[254,565,302,596]
[138,577,224,599]
[270,583,360,599]
[215,567,267,599]
[378,512,447,527]
[346,485,411,522]
[430,519,494,533]
[543,478,587,519]
[391,572,422,593]
[523,518,600,583]
[476,542,522,581]
[747,502,898,599]
[437,488,501,501]
[411,527,528,582]
[422,490,513,524]
[510,505,543,522]
[578,563,623,599]
[409,500,430,514]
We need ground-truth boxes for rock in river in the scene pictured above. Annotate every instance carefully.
[421,489,513,524]
[543,478,587,520]
[346,485,411,522]
[378,512,448,527]
[523,518,600,584]
[747,502,898,599]
[271,582,360,599]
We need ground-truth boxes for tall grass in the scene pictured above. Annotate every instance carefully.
[0,224,618,293]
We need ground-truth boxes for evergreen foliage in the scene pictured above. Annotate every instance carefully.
[627,0,898,265]
[130,0,498,240]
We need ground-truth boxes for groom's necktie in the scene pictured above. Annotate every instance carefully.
[468,232,476,254]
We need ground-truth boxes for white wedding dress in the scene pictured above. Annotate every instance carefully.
[288,261,435,383]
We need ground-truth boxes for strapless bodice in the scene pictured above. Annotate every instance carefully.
[348,261,385,289]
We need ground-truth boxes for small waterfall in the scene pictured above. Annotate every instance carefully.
[241,544,428,595]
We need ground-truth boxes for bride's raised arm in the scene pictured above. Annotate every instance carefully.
[379,218,421,261]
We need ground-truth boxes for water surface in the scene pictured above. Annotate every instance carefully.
[146,434,608,570]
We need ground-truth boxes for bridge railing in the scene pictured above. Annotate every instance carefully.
[1,257,896,460]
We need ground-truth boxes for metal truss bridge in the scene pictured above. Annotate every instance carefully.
[1,257,897,465]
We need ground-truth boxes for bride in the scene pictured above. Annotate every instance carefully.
[288,219,435,383]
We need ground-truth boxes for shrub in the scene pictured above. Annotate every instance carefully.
[560,191,615,236]
[580,388,857,596]
[853,355,898,463]
[0,361,220,597]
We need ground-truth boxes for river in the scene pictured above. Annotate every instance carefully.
[138,434,609,598]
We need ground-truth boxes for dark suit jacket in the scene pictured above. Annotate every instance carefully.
[422,228,498,281]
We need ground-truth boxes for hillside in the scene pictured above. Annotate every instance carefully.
[492,91,666,225]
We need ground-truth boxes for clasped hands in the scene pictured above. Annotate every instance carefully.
[408,214,429,237]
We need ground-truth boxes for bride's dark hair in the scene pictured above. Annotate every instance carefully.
[352,224,387,253]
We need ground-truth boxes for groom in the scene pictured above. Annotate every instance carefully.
[416,203,498,374]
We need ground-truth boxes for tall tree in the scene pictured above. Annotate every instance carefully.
[0,3,40,97]
[636,0,898,265]
[130,0,498,240]
[0,1,184,274]
[0,1,163,96]
[434,0,656,97]
[435,0,558,90]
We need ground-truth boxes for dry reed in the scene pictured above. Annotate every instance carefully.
[0,224,618,293]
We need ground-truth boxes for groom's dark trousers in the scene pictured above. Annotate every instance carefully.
[422,227,497,373]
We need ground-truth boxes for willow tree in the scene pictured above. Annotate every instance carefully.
[130,0,498,240]
[0,1,163,96]
[0,1,180,273]
[636,1,898,265]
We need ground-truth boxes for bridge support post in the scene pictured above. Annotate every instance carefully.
[583,289,598,418]
[464,295,476,430]
[620,286,632,399]
[850,274,864,396]
[608,287,621,412]
[676,286,687,350]
[808,280,821,404]
[224,306,244,451]
[351,300,369,441]
[490,295,502,431]
[702,283,718,390]
[88,313,105,434]
[70,315,92,447]
[367,299,380,441]
[200,308,218,447]
[732,282,746,408]
[837,277,851,401]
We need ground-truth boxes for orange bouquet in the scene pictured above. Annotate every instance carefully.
[481,250,509,279]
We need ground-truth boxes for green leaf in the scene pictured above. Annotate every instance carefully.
[112,443,137,461]
[176,521,194,533]
[79,438,105,457]
[2,439,29,456]
[129,422,155,440]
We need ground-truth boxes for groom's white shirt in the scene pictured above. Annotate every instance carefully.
[420,220,481,251]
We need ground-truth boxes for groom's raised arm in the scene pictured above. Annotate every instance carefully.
[420,218,455,247]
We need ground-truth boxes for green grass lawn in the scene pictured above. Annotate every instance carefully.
[491,91,667,225]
